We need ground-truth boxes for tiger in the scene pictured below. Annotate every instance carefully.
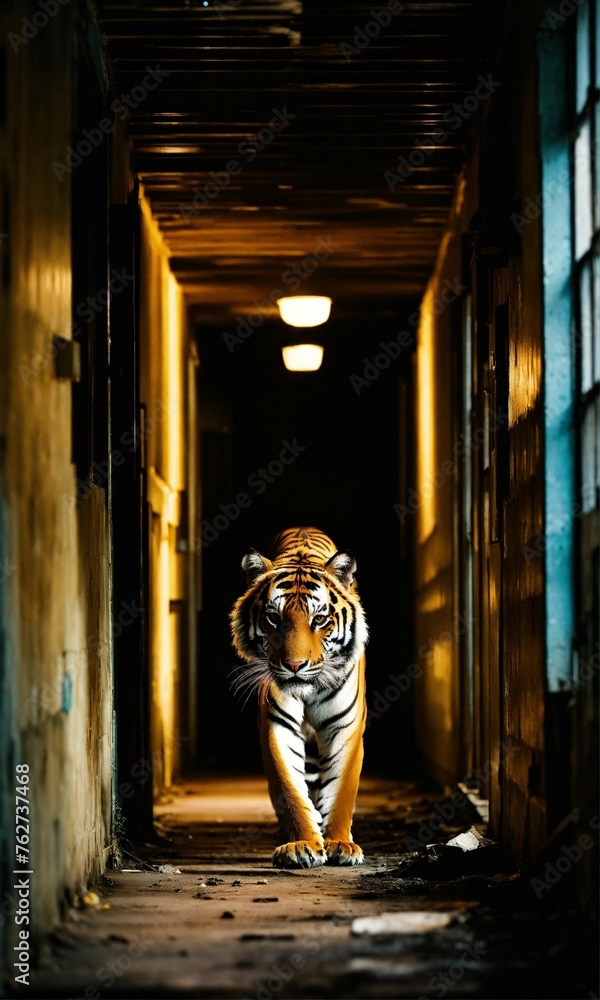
[230,526,368,869]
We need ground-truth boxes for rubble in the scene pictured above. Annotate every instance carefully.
[351,911,454,935]
[393,826,514,881]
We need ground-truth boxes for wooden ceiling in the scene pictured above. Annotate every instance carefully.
[96,0,507,331]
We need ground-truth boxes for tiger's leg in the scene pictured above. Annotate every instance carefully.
[303,730,322,809]
[317,729,364,865]
[259,698,326,869]
[315,661,366,866]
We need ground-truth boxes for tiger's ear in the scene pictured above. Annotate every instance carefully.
[325,550,357,589]
[241,549,273,584]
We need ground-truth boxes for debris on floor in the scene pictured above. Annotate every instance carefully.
[27,776,598,1000]
[392,825,514,881]
[351,911,454,934]
[74,890,111,911]
[445,826,495,851]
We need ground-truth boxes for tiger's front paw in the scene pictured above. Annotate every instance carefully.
[272,840,327,869]
[324,839,364,866]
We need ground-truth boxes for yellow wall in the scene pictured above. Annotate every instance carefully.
[139,194,189,795]
[413,219,471,784]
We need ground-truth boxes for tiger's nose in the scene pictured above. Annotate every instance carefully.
[282,659,308,673]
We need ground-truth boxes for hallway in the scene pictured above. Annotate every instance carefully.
[27,775,596,999]
[0,0,599,997]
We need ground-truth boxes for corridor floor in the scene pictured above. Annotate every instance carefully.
[25,775,597,1000]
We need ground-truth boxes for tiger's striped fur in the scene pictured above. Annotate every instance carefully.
[230,527,368,868]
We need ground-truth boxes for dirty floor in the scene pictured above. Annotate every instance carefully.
[20,774,599,999]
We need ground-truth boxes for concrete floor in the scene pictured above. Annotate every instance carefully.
[23,774,598,1000]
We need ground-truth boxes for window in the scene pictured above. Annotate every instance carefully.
[538,11,576,691]
[572,0,600,516]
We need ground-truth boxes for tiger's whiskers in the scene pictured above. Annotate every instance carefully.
[229,660,271,709]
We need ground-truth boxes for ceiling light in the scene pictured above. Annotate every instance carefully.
[282,344,324,372]
[277,295,332,328]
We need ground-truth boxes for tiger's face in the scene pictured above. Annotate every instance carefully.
[230,549,368,700]
[261,580,347,682]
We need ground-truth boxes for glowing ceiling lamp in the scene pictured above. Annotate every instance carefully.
[282,344,324,371]
[276,295,332,328]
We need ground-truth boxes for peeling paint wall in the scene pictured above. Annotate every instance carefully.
[0,0,112,959]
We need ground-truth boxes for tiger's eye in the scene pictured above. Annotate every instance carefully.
[312,614,328,627]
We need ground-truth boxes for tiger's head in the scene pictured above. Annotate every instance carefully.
[230,548,368,701]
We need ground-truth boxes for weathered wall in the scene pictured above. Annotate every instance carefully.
[0,0,112,963]
[494,0,547,865]
[412,167,479,790]
[139,193,190,797]
[412,223,471,786]
[413,1,550,861]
